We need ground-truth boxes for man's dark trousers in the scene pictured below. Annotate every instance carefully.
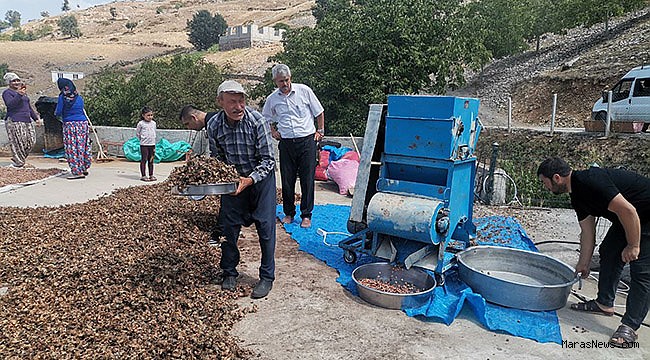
[597,222,650,330]
[279,134,316,220]
[218,172,276,281]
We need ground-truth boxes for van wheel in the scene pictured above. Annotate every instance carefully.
[595,111,607,121]
[643,123,649,133]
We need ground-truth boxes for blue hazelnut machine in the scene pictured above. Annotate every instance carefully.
[339,95,482,278]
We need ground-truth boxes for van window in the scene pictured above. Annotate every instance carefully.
[612,78,633,102]
[633,78,650,97]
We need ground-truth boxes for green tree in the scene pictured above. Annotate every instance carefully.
[86,55,225,129]
[258,0,489,136]
[186,10,227,51]
[62,0,70,12]
[522,0,566,52]
[125,21,138,32]
[564,0,645,32]
[40,11,50,18]
[273,23,290,32]
[0,21,9,31]
[11,28,36,41]
[58,15,82,38]
[5,10,21,28]
[467,0,529,59]
[312,0,350,24]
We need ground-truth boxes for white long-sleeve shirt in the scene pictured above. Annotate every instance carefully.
[136,120,157,146]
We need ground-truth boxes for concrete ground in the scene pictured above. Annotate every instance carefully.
[1,155,648,359]
[0,156,350,208]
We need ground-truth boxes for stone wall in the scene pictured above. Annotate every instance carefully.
[0,122,364,166]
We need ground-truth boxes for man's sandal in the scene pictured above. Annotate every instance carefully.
[569,300,614,316]
[609,324,638,348]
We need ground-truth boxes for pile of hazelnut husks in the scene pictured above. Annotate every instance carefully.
[168,157,240,191]
[0,167,64,188]
[0,183,255,358]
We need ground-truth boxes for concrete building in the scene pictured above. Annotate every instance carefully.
[219,24,285,51]
[51,70,84,82]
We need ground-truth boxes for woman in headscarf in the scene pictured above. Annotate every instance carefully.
[2,72,41,168]
[55,77,91,179]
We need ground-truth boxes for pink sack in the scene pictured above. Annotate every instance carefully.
[341,151,360,162]
[327,159,359,195]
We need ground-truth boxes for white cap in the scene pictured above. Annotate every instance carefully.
[217,80,246,95]
[3,72,20,84]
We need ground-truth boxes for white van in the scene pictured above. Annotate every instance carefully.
[592,65,650,125]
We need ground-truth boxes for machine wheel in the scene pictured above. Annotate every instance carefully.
[343,250,357,264]
[594,111,607,121]
[435,273,445,287]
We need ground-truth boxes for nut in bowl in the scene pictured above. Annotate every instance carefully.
[352,262,436,310]
[168,157,240,199]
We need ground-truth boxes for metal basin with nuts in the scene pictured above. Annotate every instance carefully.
[352,263,436,310]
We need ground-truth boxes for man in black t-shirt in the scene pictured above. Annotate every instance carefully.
[538,157,649,348]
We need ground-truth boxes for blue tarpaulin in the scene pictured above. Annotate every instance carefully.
[42,148,65,159]
[278,204,562,344]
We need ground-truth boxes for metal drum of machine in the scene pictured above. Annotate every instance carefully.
[340,95,482,276]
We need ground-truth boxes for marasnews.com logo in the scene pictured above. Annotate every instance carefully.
[562,339,640,349]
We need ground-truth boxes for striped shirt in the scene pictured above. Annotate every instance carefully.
[206,107,275,184]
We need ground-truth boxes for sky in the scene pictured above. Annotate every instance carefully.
[0,0,117,24]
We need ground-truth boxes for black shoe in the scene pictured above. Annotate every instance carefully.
[207,238,221,247]
[251,279,273,299]
[221,276,237,291]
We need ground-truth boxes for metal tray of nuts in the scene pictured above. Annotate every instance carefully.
[172,182,238,198]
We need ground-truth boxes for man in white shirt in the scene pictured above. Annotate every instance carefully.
[262,64,325,228]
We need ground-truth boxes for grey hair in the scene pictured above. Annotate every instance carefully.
[272,64,291,79]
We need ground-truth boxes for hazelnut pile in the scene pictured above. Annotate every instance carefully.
[0,183,256,358]
[358,278,423,294]
[168,157,239,191]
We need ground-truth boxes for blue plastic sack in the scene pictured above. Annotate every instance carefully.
[322,145,352,162]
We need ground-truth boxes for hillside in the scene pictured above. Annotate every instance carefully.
[2,0,314,97]
[465,7,650,128]
[3,1,650,130]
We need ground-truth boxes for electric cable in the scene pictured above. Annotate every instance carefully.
[317,228,351,247]
[534,240,581,246]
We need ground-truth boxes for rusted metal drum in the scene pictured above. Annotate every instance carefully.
[366,192,445,245]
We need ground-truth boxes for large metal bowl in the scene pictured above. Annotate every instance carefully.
[352,263,436,310]
[456,246,579,311]
[171,182,237,200]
